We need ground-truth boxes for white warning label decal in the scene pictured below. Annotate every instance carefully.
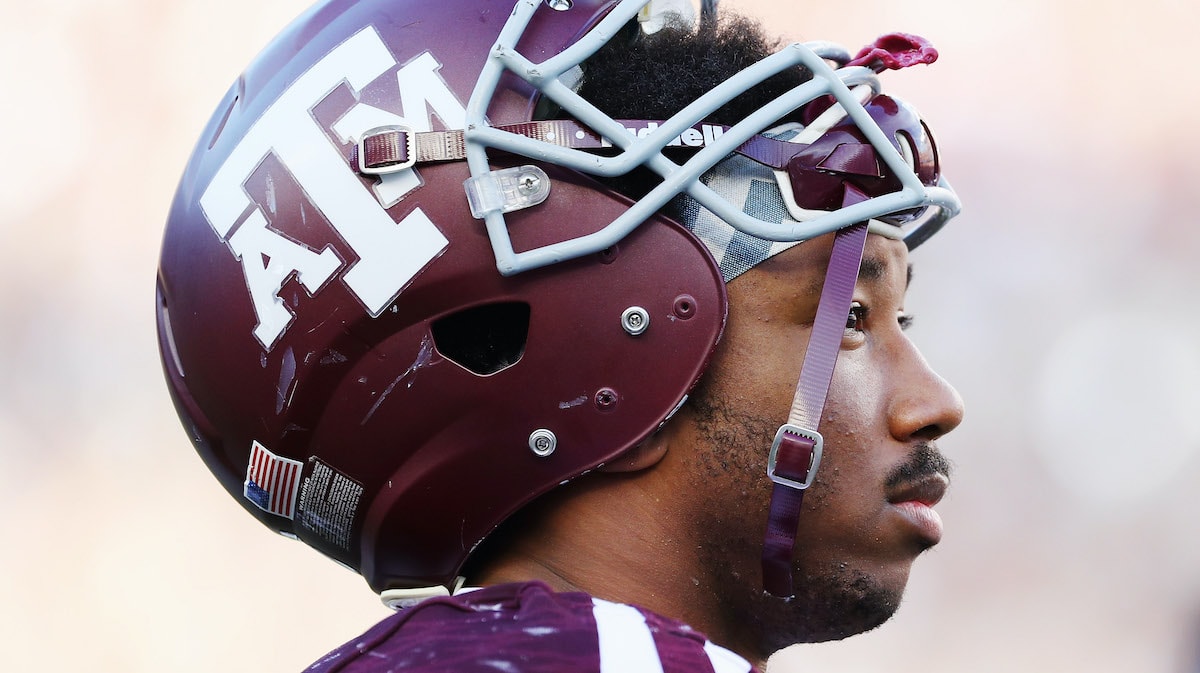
[297,459,365,552]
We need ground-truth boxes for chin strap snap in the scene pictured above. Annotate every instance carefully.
[380,576,471,610]
[761,220,868,598]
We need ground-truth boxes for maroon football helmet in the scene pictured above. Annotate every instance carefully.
[158,0,957,601]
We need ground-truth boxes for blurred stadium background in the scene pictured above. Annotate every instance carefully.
[2,0,1198,670]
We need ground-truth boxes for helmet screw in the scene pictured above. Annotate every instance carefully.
[595,387,618,411]
[528,429,557,457]
[517,173,541,195]
[621,306,649,336]
[545,0,572,10]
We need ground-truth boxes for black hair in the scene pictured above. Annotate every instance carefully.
[571,12,812,198]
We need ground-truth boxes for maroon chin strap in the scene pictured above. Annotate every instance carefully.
[761,219,869,598]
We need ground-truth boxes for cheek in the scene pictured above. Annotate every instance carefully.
[824,351,885,446]
[705,357,811,429]
[804,354,886,510]
[713,309,812,410]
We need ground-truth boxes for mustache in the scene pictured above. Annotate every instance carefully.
[885,444,953,489]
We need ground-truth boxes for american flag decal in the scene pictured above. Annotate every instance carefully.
[243,441,303,519]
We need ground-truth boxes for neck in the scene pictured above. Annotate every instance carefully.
[468,445,766,664]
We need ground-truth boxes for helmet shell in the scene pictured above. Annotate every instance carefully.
[158,0,725,591]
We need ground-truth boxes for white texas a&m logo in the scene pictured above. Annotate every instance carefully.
[199,26,462,350]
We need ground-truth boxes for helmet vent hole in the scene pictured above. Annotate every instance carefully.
[431,302,531,376]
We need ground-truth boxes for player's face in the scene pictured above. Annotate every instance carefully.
[677,232,963,653]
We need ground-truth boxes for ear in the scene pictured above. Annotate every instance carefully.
[598,430,670,473]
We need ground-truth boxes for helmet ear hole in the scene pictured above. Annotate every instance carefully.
[431,302,531,376]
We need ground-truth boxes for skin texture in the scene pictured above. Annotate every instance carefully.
[473,232,964,666]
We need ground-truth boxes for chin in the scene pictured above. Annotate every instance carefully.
[750,560,910,653]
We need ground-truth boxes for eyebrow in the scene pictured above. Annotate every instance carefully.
[857,257,914,288]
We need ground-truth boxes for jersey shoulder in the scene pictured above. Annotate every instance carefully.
[304,581,758,673]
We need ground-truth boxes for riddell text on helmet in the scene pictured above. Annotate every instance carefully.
[601,120,726,148]
[199,26,464,350]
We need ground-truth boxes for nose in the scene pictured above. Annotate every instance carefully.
[886,336,964,443]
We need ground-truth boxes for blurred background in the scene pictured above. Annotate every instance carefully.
[2,0,1198,670]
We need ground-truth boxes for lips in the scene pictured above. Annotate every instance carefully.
[887,472,949,545]
[887,472,948,508]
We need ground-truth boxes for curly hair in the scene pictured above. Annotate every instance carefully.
[570,12,812,198]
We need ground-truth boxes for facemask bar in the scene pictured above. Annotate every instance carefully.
[464,0,961,276]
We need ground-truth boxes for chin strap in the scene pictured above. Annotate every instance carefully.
[761,217,869,598]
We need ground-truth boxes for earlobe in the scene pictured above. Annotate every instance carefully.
[598,432,670,473]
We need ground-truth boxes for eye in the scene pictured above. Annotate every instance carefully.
[898,312,915,331]
[845,302,867,332]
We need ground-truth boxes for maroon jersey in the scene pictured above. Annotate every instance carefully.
[306,582,758,672]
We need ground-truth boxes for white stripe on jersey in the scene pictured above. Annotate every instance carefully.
[704,640,753,673]
[592,598,666,673]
